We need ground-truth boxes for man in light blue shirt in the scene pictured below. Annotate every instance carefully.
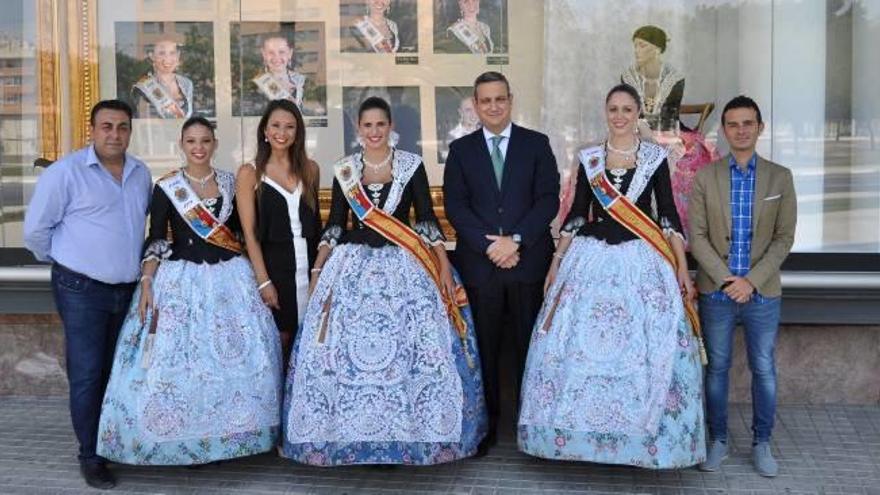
[24,99,151,490]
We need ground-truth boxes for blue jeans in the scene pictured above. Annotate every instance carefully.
[51,264,135,465]
[700,294,781,444]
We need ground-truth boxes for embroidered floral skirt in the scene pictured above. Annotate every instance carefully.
[518,237,706,469]
[96,257,282,465]
[282,244,487,466]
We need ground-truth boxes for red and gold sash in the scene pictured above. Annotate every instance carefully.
[333,155,472,365]
[580,146,707,365]
[157,170,242,254]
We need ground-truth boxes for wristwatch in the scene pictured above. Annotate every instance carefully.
[511,233,522,245]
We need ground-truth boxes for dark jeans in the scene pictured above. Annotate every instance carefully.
[51,264,136,465]
[700,294,781,444]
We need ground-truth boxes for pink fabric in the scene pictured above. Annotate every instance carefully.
[669,129,719,241]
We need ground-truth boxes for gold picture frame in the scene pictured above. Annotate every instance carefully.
[68,0,101,148]
[36,0,100,156]
[36,0,61,161]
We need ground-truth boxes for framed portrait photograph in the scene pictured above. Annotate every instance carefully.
[433,0,508,54]
[230,21,328,118]
[114,21,215,119]
[340,0,418,54]
[342,86,422,156]
[435,86,480,164]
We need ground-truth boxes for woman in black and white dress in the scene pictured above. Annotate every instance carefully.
[236,99,321,372]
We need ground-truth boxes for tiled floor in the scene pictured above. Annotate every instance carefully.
[0,397,878,494]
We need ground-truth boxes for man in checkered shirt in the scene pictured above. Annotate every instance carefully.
[688,95,797,478]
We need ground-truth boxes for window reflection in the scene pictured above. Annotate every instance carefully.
[0,0,877,255]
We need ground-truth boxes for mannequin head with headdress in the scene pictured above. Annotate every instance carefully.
[632,25,667,73]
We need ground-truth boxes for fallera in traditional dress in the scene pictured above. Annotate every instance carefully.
[518,142,706,469]
[96,169,282,465]
[281,150,487,466]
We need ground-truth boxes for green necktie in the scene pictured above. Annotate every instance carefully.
[490,135,505,187]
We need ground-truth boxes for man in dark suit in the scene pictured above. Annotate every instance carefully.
[443,71,559,456]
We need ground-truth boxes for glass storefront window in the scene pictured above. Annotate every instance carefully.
[0,0,37,249]
[0,0,878,258]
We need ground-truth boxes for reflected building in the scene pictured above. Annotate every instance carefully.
[0,33,37,246]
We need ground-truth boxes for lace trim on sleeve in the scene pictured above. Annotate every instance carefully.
[660,216,685,242]
[560,216,586,237]
[414,220,446,246]
[318,225,343,249]
[142,239,171,265]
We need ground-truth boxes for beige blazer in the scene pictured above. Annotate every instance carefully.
[688,154,797,297]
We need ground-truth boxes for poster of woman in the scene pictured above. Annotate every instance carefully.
[433,0,507,54]
[114,22,215,119]
[231,22,327,118]
[340,0,418,53]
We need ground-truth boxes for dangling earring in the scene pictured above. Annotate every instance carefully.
[356,135,365,149]
[264,135,269,143]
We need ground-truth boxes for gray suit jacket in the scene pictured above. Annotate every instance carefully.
[688,154,797,297]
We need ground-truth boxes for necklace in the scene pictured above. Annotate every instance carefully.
[362,149,393,173]
[366,182,385,205]
[182,167,215,191]
[605,139,639,159]
[608,168,630,188]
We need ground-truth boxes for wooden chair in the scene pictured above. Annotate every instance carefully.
[679,103,715,133]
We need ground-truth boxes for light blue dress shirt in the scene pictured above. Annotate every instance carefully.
[24,145,152,284]
[482,122,512,159]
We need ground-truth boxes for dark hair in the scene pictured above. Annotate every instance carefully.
[254,99,317,210]
[358,96,392,123]
[180,115,215,139]
[89,100,133,126]
[605,83,642,110]
[473,71,511,98]
[722,95,763,125]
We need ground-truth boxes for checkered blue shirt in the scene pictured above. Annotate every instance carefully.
[710,154,765,302]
